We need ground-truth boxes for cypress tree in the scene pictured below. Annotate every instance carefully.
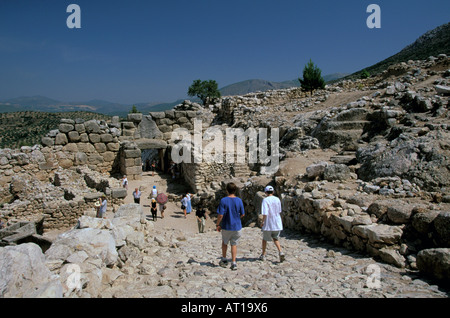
[299,59,326,96]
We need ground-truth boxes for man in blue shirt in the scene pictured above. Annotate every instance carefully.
[216,182,245,270]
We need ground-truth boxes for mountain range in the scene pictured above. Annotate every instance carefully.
[1,22,449,117]
[0,74,347,117]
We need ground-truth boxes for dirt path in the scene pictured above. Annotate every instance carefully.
[121,171,217,234]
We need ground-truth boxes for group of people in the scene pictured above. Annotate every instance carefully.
[116,171,285,272]
[216,182,284,271]
[180,192,208,234]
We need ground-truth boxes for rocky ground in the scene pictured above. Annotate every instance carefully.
[38,171,447,298]
[103,226,449,298]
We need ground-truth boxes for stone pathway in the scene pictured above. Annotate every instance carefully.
[121,170,217,234]
[99,171,449,298]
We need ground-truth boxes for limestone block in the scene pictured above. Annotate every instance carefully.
[41,137,54,147]
[89,133,101,143]
[94,143,107,153]
[77,143,96,153]
[55,133,68,146]
[111,188,127,199]
[138,116,163,139]
[186,111,197,118]
[107,142,120,152]
[75,152,88,165]
[84,120,101,134]
[75,123,86,133]
[149,112,165,119]
[100,134,114,143]
[59,123,74,133]
[122,129,135,137]
[62,143,78,153]
[68,131,81,142]
[124,149,141,158]
[88,154,104,165]
[177,117,189,124]
[128,113,143,122]
[164,110,175,118]
[80,133,89,143]
[125,166,142,175]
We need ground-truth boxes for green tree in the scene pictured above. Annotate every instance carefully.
[129,105,140,113]
[299,59,326,96]
[187,79,221,105]
[361,69,371,79]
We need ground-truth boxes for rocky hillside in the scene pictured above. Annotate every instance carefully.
[348,22,450,80]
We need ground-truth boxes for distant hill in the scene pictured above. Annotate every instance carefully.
[346,22,450,80]
[0,96,184,117]
[219,73,349,96]
[0,96,129,115]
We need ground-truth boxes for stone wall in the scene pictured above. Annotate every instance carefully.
[0,158,125,229]
[40,118,121,174]
[231,171,449,270]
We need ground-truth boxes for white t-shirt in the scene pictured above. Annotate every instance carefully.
[261,195,283,231]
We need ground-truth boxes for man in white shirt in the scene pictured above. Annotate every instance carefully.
[259,185,285,262]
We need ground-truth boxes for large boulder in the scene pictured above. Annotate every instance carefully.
[433,212,450,247]
[357,131,450,191]
[417,248,450,281]
[323,164,351,181]
[45,228,118,268]
[0,243,63,297]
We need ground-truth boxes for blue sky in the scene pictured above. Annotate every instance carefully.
[0,0,449,104]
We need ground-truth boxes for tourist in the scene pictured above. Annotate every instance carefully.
[181,193,192,218]
[181,195,187,218]
[195,199,208,233]
[151,198,158,221]
[122,175,128,190]
[151,159,157,176]
[259,185,285,262]
[133,188,141,204]
[160,204,166,219]
[151,185,158,199]
[169,161,176,179]
[96,195,107,219]
[216,182,245,270]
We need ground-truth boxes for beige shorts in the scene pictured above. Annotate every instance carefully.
[221,230,242,246]
[262,230,281,242]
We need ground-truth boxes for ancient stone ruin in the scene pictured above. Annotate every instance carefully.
[0,55,449,297]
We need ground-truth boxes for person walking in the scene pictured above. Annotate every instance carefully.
[159,204,166,219]
[151,185,158,199]
[181,193,192,219]
[195,199,208,233]
[259,185,285,262]
[216,182,245,270]
[96,195,107,219]
[122,175,128,190]
[132,188,141,204]
[151,198,158,221]
[151,159,157,177]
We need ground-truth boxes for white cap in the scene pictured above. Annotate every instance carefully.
[265,185,274,192]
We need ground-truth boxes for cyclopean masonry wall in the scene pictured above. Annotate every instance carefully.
[40,118,121,174]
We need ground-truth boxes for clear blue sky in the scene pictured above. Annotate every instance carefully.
[0,0,449,104]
